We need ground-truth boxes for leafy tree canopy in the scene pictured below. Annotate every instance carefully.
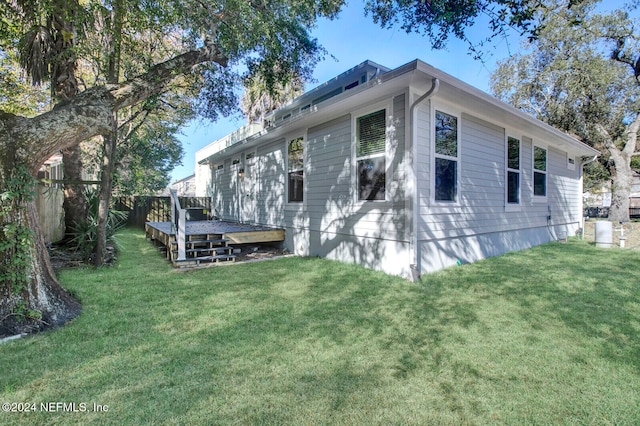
[365,0,548,59]
[491,0,640,220]
[0,0,345,335]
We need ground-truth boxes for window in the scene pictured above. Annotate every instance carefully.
[507,136,520,204]
[533,146,547,197]
[288,137,304,203]
[345,81,359,90]
[434,110,459,202]
[356,109,386,201]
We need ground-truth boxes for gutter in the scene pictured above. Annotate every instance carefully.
[409,78,440,282]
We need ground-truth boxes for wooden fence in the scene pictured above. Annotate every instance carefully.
[114,196,211,229]
[584,207,640,219]
[36,184,65,243]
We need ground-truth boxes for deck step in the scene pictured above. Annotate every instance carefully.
[172,247,233,255]
[174,254,236,265]
[170,239,228,246]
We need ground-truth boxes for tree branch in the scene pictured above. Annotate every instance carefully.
[109,44,228,110]
[3,42,228,171]
[623,111,640,156]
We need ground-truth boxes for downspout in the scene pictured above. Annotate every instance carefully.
[579,155,599,239]
[409,78,440,282]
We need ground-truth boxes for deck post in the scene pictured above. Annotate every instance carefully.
[170,190,187,261]
[170,192,176,229]
[177,209,186,261]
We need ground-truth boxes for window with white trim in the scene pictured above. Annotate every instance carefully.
[288,137,304,203]
[356,109,386,201]
[533,145,547,197]
[507,136,520,204]
[434,110,459,202]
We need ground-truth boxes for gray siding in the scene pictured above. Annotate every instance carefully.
[207,93,412,277]
[256,139,286,226]
[212,158,239,221]
[207,87,585,278]
[417,111,583,273]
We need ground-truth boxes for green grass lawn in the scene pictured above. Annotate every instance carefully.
[1,229,639,425]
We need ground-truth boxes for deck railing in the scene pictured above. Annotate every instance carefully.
[170,190,186,261]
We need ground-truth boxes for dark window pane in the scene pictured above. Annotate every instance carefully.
[534,171,546,196]
[357,110,386,157]
[288,171,304,202]
[508,171,519,204]
[435,111,458,157]
[534,146,546,171]
[508,137,519,170]
[288,137,304,202]
[358,157,385,201]
[435,158,457,201]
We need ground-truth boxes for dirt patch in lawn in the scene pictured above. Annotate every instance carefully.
[233,244,291,262]
[582,220,640,249]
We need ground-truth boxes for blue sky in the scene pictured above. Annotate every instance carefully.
[170,0,516,182]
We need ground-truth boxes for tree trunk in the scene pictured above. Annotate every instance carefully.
[608,147,633,223]
[94,0,123,267]
[606,113,639,223]
[0,143,81,336]
[95,121,118,267]
[0,43,227,334]
[50,0,86,239]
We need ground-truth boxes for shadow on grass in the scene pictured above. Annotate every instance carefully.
[1,233,639,424]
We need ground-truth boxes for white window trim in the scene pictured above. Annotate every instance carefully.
[505,133,522,212]
[532,143,548,203]
[430,103,462,206]
[351,100,393,204]
[567,154,576,171]
[285,134,306,208]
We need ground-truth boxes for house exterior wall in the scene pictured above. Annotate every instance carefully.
[256,138,286,225]
[196,59,597,279]
[206,93,412,277]
[416,101,584,273]
[194,162,210,197]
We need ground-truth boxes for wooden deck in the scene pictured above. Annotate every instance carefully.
[145,220,285,244]
[145,220,285,267]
